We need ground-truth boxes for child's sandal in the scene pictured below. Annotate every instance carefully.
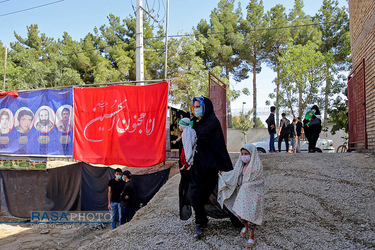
[246,238,256,247]
[240,227,247,237]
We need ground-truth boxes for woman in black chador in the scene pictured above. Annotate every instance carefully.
[178,96,234,239]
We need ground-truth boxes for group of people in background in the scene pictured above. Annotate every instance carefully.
[266,105,322,153]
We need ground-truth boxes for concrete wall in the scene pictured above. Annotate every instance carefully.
[227,128,269,152]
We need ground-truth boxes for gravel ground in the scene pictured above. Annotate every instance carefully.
[78,152,375,250]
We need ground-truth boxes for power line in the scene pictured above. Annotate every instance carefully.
[0,0,10,4]
[0,0,64,17]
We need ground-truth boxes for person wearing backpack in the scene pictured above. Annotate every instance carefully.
[277,113,290,153]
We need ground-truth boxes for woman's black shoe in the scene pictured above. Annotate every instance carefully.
[193,224,203,239]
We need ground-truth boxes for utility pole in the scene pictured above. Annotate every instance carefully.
[164,0,169,80]
[136,0,144,85]
[3,46,7,92]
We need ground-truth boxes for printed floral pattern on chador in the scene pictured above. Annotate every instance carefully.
[218,143,264,225]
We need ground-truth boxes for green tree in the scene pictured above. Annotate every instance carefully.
[0,42,17,91]
[96,14,133,81]
[195,0,245,127]
[251,117,266,128]
[278,42,325,117]
[328,100,348,135]
[232,110,252,143]
[327,90,348,134]
[288,0,321,46]
[169,35,227,111]
[315,0,350,126]
[240,0,267,128]
[11,25,51,88]
[82,32,121,83]
[10,25,82,89]
[264,4,290,127]
[59,32,92,84]
[98,14,166,81]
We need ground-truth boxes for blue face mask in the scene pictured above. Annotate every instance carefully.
[122,176,126,181]
[116,175,122,180]
[195,107,203,117]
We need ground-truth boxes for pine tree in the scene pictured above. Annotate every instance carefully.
[240,0,267,128]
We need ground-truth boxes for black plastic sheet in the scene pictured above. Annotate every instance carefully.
[0,163,170,218]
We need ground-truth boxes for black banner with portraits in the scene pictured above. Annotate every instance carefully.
[0,88,73,156]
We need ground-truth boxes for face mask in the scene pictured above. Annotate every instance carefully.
[116,175,122,180]
[241,155,251,164]
[122,176,126,181]
[194,107,203,117]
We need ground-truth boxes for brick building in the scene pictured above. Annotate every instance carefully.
[348,1,375,152]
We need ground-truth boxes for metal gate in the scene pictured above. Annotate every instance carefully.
[348,59,367,150]
[208,72,227,143]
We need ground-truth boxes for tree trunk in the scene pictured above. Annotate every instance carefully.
[276,62,280,129]
[324,63,329,127]
[226,67,232,128]
[299,86,303,118]
[252,58,257,128]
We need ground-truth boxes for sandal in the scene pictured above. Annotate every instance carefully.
[193,224,203,239]
[240,227,248,237]
[246,238,256,247]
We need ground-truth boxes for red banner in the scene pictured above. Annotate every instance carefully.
[73,82,168,167]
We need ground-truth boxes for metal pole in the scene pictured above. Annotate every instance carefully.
[3,46,7,91]
[136,0,144,84]
[164,0,169,80]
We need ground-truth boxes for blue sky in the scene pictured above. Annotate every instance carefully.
[0,0,348,46]
[0,0,349,114]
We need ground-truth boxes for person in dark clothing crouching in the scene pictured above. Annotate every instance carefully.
[120,170,135,224]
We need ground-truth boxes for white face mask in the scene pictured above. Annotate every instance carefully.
[241,155,251,163]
